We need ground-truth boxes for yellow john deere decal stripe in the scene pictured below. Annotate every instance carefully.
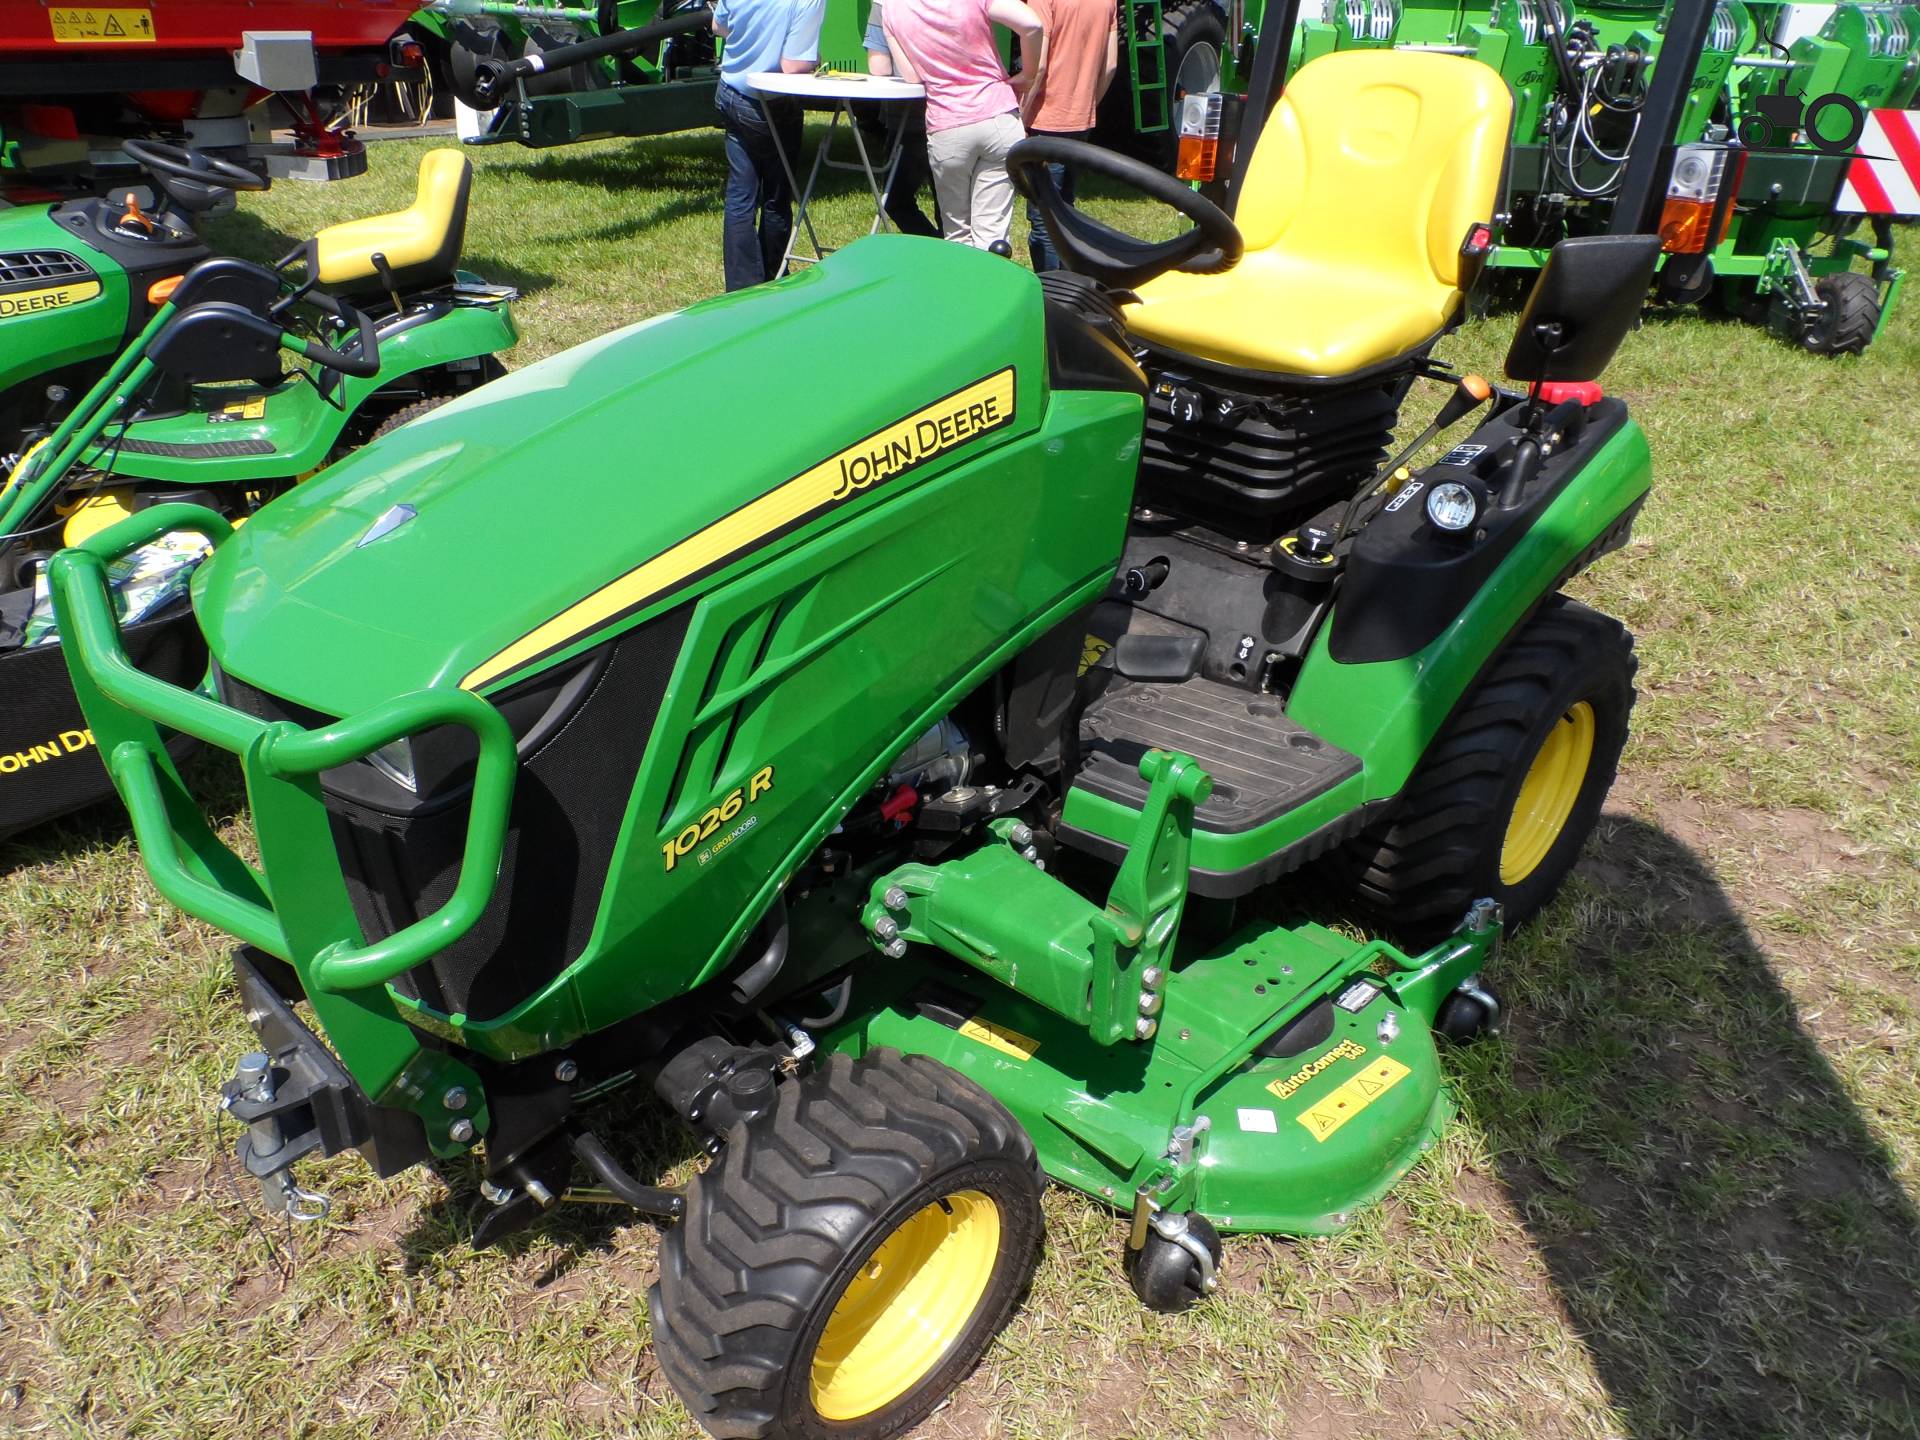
[1296,1055,1411,1142]
[0,280,101,318]
[463,367,1016,690]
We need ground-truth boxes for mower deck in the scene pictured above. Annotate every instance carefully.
[825,909,1491,1234]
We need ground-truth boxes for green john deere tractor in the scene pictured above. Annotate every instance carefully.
[54,46,1661,1440]
[0,141,269,457]
[1,146,516,840]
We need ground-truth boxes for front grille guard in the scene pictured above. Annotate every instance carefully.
[48,502,514,1154]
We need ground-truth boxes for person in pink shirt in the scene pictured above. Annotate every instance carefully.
[883,0,1047,251]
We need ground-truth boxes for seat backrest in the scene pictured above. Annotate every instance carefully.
[1235,51,1510,293]
[313,148,472,293]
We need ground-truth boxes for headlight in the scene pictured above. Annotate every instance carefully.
[1425,480,1480,533]
[367,738,419,794]
[318,643,613,815]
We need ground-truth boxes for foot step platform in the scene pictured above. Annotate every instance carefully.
[1074,676,1359,832]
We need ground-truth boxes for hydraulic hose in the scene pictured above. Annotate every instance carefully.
[470,7,715,105]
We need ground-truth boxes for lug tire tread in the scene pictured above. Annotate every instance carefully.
[652,1049,1042,1440]
[1327,595,1636,942]
[1801,271,1880,356]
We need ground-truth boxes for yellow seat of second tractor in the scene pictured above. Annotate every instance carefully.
[313,148,472,294]
[1124,51,1511,377]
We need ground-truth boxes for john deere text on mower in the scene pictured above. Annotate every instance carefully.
[0,146,515,839]
[52,49,1662,1440]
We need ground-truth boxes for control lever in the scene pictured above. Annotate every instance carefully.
[1331,373,1492,546]
[370,250,405,317]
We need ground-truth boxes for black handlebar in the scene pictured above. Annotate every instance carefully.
[298,289,382,378]
[470,7,715,106]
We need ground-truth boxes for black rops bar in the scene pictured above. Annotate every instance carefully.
[1607,0,1719,235]
[1227,0,1304,214]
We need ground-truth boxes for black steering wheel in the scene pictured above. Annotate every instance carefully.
[121,138,268,214]
[1006,136,1242,290]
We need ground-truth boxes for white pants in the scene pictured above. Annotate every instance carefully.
[926,111,1024,250]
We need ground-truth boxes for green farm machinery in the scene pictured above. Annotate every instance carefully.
[1244,0,1920,352]
[411,0,1235,160]
[0,147,516,840]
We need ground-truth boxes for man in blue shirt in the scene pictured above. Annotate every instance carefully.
[713,0,826,289]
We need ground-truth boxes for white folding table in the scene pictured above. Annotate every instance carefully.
[745,71,928,273]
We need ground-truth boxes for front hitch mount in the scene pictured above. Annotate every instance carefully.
[224,1052,331,1221]
[218,948,434,1216]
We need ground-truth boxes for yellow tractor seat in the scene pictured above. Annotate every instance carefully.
[312,148,473,295]
[1124,51,1512,377]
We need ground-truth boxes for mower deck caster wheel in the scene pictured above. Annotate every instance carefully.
[1435,980,1502,1044]
[1127,1211,1222,1313]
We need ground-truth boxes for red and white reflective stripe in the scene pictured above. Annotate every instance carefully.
[1837,109,1920,216]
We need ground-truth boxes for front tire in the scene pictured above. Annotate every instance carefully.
[1332,595,1637,944]
[651,1049,1044,1440]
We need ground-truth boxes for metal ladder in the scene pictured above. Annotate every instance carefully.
[1126,0,1170,133]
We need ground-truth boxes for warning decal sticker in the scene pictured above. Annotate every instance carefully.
[957,1016,1040,1061]
[1296,1055,1412,1143]
[49,8,156,43]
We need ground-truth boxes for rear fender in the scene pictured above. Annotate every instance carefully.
[1286,411,1651,804]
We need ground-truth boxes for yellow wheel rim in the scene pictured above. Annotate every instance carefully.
[809,1190,1001,1422]
[1500,700,1596,886]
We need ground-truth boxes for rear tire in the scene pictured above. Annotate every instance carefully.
[366,394,452,443]
[651,1049,1044,1440]
[1330,596,1637,945]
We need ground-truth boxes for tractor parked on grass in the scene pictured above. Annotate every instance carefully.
[52,14,1669,1431]
[1,148,516,841]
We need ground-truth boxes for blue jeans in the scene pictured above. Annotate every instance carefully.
[717,82,803,291]
[1026,129,1089,273]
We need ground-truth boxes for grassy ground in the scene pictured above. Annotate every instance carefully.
[3,132,1918,1439]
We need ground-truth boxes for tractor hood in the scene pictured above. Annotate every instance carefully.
[194,236,1047,716]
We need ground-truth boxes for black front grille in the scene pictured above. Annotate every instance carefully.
[0,250,92,293]
[1139,370,1406,537]
[224,611,688,1021]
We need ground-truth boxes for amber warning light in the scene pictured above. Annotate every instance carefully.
[1659,143,1746,255]
[1177,92,1226,183]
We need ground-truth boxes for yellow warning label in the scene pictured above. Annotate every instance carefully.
[956,1017,1039,1061]
[0,280,102,318]
[216,397,267,421]
[1296,1055,1412,1142]
[49,7,156,42]
[1077,634,1111,677]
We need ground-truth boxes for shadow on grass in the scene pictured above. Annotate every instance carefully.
[1466,814,1920,1436]
[395,1088,703,1284]
[0,744,247,879]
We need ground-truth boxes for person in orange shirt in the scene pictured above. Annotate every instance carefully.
[1021,0,1117,271]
